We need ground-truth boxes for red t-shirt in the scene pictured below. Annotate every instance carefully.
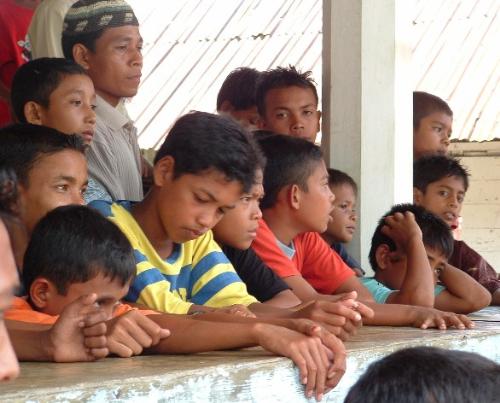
[0,0,34,125]
[251,219,354,295]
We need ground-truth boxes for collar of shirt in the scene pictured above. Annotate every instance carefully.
[95,95,131,131]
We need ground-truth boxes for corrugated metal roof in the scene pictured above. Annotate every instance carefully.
[127,0,499,148]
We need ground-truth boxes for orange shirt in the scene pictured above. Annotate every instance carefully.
[251,219,354,295]
[4,297,156,324]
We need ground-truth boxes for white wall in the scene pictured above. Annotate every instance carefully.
[450,142,500,271]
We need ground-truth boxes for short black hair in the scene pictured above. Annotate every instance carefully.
[413,155,469,193]
[368,203,454,272]
[0,167,18,218]
[11,58,88,123]
[23,205,135,295]
[216,67,261,111]
[327,168,358,196]
[256,65,318,117]
[62,30,105,61]
[345,346,500,403]
[413,91,453,130]
[154,111,264,193]
[0,124,86,186]
[257,134,323,209]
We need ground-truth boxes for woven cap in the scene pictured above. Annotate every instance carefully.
[63,0,138,37]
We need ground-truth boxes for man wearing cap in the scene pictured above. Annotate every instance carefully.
[62,0,145,203]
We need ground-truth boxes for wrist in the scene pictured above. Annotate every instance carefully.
[39,328,55,361]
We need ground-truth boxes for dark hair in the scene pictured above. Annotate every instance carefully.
[257,134,323,209]
[23,205,135,295]
[0,124,86,186]
[344,346,500,403]
[62,30,105,61]
[413,91,453,130]
[216,67,261,111]
[0,167,18,218]
[256,65,318,117]
[327,168,358,196]
[154,111,264,193]
[413,155,469,193]
[11,58,88,123]
[368,203,454,272]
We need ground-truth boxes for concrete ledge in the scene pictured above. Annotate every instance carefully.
[1,308,499,402]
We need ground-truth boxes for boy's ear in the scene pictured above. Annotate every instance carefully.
[29,278,55,310]
[218,100,234,113]
[375,244,391,271]
[72,44,92,70]
[413,187,423,204]
[316,110,322,133]
[23,101,44,125]
[153,156,175,187]
[289,184,301,210]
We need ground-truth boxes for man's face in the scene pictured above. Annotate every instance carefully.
[36,272,130,319]
[85,25,143,107]
[413,112,452,160]
[0,220,20,381]
[213,170,264,250]
[155,160,243,243]
[260,86,320,142]
[296,160,335,233]
[414,175,465,229]
[37,74,97,144]
[325,183,357,243]
[18,150,88,233]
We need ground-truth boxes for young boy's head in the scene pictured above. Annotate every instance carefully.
[368,203,454,290]
[413,91,453,160]
[258,134,334,234]
[213,167,265,250]
[256,66,321,143]
[151,111,264,244]
[62,0,142,107]
[23,205,135,317]
[324,168,358,244]
[216,67,262,130]
[413,155,469,229]
[345,346,500,403]
[0,124,87,234]
[10,57,96,144]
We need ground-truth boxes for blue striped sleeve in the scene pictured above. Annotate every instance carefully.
[190,271,244,305]
[126,268,167,302]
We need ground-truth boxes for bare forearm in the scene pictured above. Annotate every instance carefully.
[362,303,417,326]
[263,290,301,308]
[491,289,500,306]
[7,324,54,361]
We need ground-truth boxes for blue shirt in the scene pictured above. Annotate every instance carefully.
[361,277,446,303]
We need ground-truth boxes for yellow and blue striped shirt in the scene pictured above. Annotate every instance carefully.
[90,200,257,314]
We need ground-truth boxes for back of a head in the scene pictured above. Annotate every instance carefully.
[0,124,85,186]
[327,168,358,195]
[344,346,500,403]
[62,0,139,60]
[23,205,135,295]
[413,155,469,193]
[216,67,261,111]
[256,65,318,117]
[368,203,454,272]
[154,111,263,193]
[257,134,323,209]
[413,91,453,130]
[11,58,87,123]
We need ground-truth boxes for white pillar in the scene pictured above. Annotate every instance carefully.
[322,0,413,274]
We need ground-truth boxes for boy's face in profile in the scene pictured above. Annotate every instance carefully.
[18,150,88,233]
[31,272,130,318]
[377,245,446,290]
[213,170,264,250]
[83,25,143,107]
[154,158,243,244]
[413,112,452,160]
[413,175,465,229]
[260,86,320,142]
[31,74,96,144]
[296,160,335,234]
[325,183,357,243]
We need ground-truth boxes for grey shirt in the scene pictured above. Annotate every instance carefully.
[86,96,143,202]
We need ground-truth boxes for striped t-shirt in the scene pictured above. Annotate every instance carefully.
[90,200,257,314]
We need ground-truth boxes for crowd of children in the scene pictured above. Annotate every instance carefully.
[0,0,498,400]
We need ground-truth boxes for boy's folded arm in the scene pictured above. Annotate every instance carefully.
[263,289,302,308]
[434,264,491,313]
